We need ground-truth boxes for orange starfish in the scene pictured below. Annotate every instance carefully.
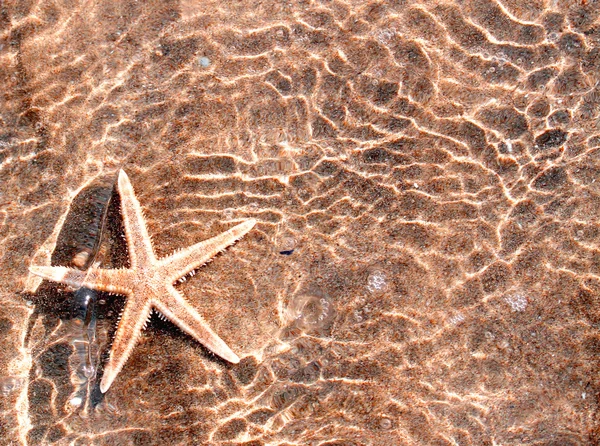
[30,170,255,393]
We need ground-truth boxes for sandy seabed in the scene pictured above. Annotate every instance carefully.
[0,0,599,445]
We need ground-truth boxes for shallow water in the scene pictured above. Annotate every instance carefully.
[0,0,599,444]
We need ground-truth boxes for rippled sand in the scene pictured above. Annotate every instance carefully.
[0,0,599,444]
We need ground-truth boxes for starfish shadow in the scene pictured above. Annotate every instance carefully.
[24,176,124,408]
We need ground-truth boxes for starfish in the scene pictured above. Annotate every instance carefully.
[30,169,256,393]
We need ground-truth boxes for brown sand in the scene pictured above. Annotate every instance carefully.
[0,0,599,444]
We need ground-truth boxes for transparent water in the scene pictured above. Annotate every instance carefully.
[0,1,598,444]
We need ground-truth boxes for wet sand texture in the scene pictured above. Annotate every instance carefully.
[0,0,599,445]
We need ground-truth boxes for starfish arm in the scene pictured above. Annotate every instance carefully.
[29,265,133,294]
[117,169,156,268]
[100,298,153,393]
[29,265,87,288]
[161,219,256,282]
[154,286,240,364]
